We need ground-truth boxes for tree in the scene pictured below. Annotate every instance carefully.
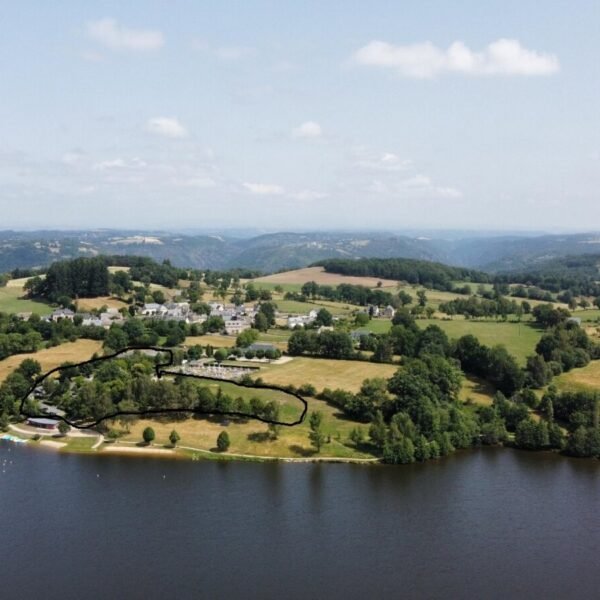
[236,328,259,348]
[214,348,228,362]
[369,411,387,450]
[217,430,230,451]
[416,290,427,307]
[349,427,364,447]
[142,426,155,445]
[397,290,413,306]
[308,411,326,452]
[58,421,70,437]
[355,312,370,326]
[169,430,181,447]
[315,308,333,327]
[253,312,269,332]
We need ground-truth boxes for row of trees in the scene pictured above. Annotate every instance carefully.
[316,258,488,289]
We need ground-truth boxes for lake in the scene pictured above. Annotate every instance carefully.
[2,443,600,599]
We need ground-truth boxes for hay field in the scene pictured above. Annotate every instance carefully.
[255,356,398,393]
[76,296,128,311]
[253,267,399,289]
[0,339,103,382]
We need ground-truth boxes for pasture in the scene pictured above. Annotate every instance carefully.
[253,356,398,393]
[415,319,543,365]
[553,360,600,393]
[0,284,52,316]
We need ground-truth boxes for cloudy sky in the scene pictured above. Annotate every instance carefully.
[0,1,598,231]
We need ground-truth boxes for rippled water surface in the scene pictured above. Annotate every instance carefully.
[2,443,600,599]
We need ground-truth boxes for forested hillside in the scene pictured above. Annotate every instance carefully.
[315,258,489,289]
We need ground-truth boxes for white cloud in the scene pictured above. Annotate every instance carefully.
[146,117,188,139]
[93,157,147,171]
[87,18,164,52]
[356,151,412,172]
[353,38,559,78]
[289,190,329,201]
[243,182,285,195]
[292,121,322,139]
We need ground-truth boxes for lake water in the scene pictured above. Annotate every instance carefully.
[2,443,600,599]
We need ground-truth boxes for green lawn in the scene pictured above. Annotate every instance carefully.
[0,286,52,315]
[362,319,393,334]
[574,309,600,322]
[416,319,543,365]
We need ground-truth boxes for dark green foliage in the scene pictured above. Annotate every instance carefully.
[308,411,325,452]
[26,257,110,301]
[217,430,230,451]
[142,427,155,444]
[315,258,488,289]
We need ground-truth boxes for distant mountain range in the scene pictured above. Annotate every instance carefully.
[1,229,600,274]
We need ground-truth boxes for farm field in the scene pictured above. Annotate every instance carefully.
[275,299,351,315]
[0,284,52,316]
[415,319,543,365]
[252,356,398,393]
[253,266,399,289]
[0,339,103,382]
[184,334,237,348]
[76,296,127,311]
[553,360,600,393]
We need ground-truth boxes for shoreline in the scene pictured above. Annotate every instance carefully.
[3,426,381,464]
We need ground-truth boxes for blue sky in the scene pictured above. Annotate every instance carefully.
[0,1,598,231]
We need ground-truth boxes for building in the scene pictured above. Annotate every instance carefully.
[49,308,75,322]
[141,303,167,316]
[27,417,59,430]
[382,305,396,318]
[224,319,251,336]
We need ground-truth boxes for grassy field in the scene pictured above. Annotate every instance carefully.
[115,390,374,459]
[416,319,543,365]
[184,335,236,348]
[0,285,52,316]
[460,375,496,406]
[574,309,600,322]
[362,319,393,334]
[275,299,351,315]
[553,360,600,393]
[253,356,398,393]
[76,296,127,311]
[0,339,103,382]
[253,267,399,289]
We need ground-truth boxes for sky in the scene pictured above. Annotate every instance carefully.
[0,1,598,232]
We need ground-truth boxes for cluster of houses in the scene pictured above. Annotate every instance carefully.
[359,305,396,319]
[46,307,124,328]
[287,309,319,329]
[37,299,398,338]
[140,300,258,336]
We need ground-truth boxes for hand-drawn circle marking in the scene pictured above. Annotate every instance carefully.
[18,346,307,430]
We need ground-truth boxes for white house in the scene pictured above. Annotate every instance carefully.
[224,319,251,336]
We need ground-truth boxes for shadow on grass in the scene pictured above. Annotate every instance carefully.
[289,444,317,457]
[247,431,271,443]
